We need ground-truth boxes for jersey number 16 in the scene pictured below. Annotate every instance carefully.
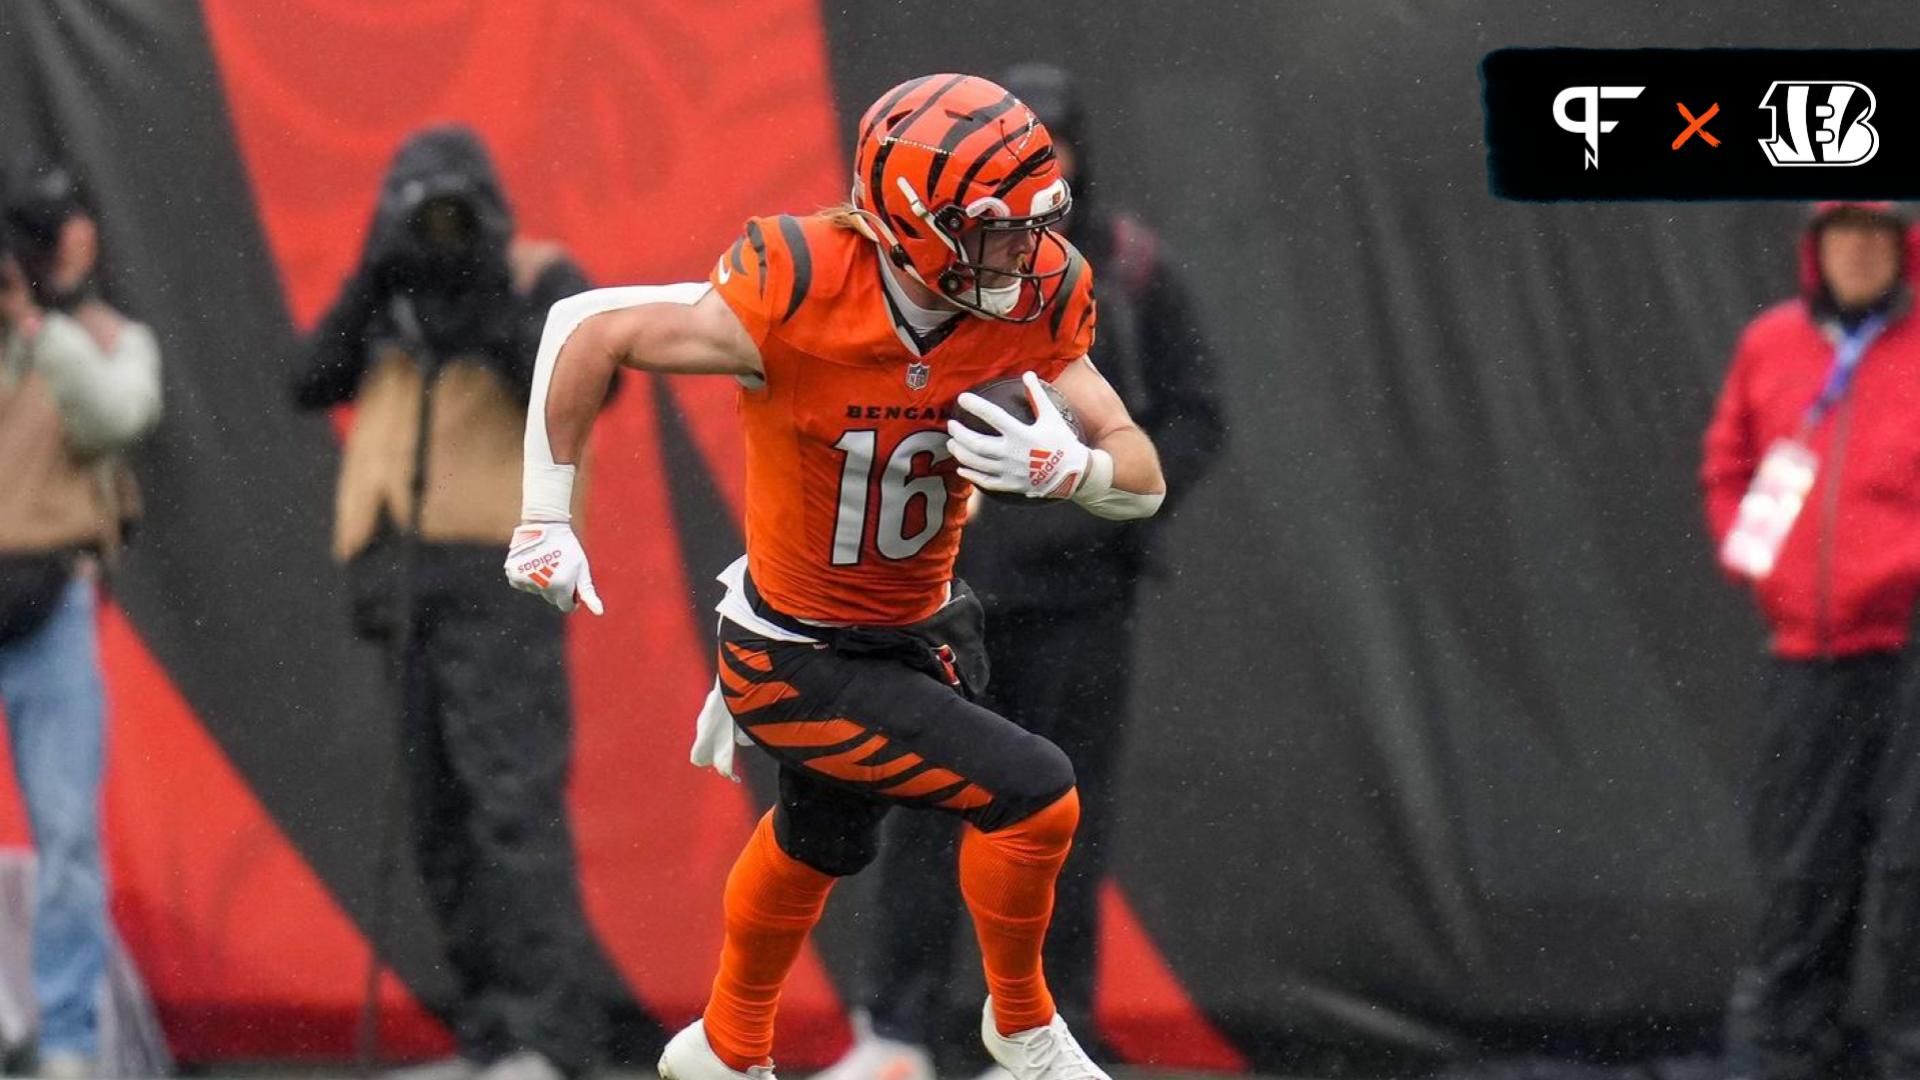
[830,430,952,566]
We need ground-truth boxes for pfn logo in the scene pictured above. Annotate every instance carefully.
[1758,81,1879,166]
[1553,85,1645,169]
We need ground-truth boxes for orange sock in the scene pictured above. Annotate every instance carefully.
[701,811,836,1071]
[960,788,1081,1035]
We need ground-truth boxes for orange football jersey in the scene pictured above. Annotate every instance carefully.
[710,213,1096,626]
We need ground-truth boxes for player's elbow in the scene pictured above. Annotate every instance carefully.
[542,295,619,381]
[1126,445,1170,510]
[1073,434,1166,520]
[544,290,601,345]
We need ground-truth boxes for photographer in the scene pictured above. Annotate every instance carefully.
[0,156,162,1079]
[293,126,604,1080]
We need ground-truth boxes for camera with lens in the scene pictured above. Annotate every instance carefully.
[379,173,508,293]
[0,159,85,309]
[409,186,482,259]
[375,173,517,357]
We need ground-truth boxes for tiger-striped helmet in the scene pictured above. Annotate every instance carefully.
[850,73,1073,322]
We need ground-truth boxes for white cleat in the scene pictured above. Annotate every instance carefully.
[811,1014,935,1080]
[657,1019,777,1080]
[980,998,1110,1080]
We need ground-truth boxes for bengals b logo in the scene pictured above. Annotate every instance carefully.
[1758,81,1880,166]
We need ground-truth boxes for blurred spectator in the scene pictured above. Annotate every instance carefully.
[1701,201,1920,1080]
[819,63,1226,1080]
[293,125,605,1080]
[0,156,162,1078]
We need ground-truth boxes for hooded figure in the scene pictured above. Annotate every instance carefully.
[1702,202,1920,1080]
[296,124,598,567]
[293,125,611,1080]
[1705,201,1920,657]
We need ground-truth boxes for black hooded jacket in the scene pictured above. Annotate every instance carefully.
[293,125,590,408]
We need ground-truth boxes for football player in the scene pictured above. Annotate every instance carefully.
[504,74,1166,1080]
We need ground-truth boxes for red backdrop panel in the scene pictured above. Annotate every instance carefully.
[194,0,851,1059]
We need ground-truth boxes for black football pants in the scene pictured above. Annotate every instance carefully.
[396,546,608,1073]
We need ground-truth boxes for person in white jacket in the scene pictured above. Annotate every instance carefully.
[0,156,161,1080]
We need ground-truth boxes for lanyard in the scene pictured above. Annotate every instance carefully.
[1803,316,1888,430]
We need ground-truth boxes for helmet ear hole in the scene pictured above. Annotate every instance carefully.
[935,206,968,235]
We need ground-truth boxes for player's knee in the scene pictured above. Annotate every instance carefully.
[1021,786,1080,851]
[1008,733,1075,806]
[980,786,1079,863]
[773,804,882,877]
[985,736,1077,836]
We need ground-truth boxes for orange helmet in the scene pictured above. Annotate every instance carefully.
[851,73,1073,322]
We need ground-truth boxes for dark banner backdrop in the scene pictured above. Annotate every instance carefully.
[2,0,1908,1073]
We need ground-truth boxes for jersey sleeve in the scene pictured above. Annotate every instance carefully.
[1036,243,1097,381]
[709,215,813,350]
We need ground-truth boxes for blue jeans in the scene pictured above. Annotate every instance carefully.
[0,573,105,1058]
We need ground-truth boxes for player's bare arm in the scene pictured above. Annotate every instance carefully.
[1051,354,1165,499]
[544,289,762,467]
[505,283,760,615]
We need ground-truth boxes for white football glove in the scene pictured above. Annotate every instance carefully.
[504,522,604,615]
[947,372,1090,500]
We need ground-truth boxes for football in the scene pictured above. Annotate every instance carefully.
[955,376,1084,506]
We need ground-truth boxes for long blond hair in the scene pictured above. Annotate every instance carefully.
[821,201,881,241]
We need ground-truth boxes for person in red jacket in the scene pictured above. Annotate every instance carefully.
[1701,201,1920,1080]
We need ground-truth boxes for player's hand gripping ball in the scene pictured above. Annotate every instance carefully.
[949,371,1088,506]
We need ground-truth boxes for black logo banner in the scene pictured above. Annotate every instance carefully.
[1483,48,1920,200]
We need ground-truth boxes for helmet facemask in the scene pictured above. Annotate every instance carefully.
[922,184,1073,323]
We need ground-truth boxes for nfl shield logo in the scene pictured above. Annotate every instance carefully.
[906,361,931,391]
